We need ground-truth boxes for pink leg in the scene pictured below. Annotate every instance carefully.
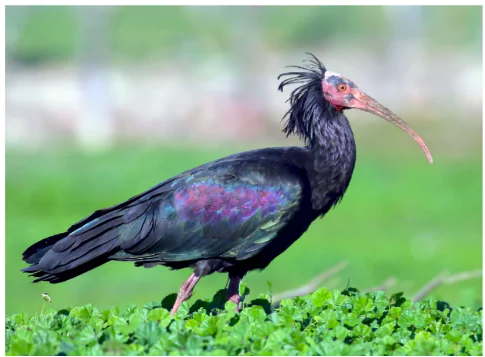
[170,272,201,316]
[226,275,242,312]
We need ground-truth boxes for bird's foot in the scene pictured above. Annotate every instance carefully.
[227,293,241,312]
[170,272,200,316]
[226,274,242,313]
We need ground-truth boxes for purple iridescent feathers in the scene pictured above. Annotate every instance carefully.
[173,180,294,225]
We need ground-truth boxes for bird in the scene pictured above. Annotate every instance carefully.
[21,54,433,315]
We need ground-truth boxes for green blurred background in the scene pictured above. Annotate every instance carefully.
[6,6,482,315]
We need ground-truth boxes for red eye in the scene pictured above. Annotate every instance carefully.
[338,83,347,92]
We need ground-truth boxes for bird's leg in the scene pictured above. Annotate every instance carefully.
[226,274,242,312]
[170,272,201,316]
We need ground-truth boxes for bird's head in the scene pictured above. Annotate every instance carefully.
[279,54,433,164]
[321,71,364,112]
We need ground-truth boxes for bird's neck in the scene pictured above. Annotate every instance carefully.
[307,113,357,213]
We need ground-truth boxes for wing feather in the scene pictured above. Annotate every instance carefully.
[111,160,304,264]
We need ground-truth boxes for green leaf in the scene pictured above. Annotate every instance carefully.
[198,315,218,336]
[353,295,375,315]
[311,287,331,307]
[388,306,402,319]
[77,325,98,347]
[239,283,250,299]
[246,305,267,323]
[353,324,372,338]
[224,300,238,313]
[375,322,395,337]
[450,307,482,332]
[8,336,33,355]
[136,321,161,346]
[147,307,172,328]
[333,325,349,340]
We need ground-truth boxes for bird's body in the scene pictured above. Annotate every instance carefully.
[22,141,355,281]
[22,55,431,314]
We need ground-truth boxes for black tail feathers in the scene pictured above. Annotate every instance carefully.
[22,233,67,265]
[21,212,124,284]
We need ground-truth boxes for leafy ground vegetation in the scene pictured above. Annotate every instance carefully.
[6,287,482,356]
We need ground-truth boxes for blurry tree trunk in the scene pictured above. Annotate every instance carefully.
[77,6,113,150]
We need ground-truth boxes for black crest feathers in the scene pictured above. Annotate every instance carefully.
[278,53,335,146]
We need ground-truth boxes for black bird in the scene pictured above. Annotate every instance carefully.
[22,54,433,315]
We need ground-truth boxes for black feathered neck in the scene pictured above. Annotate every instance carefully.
[278,54,342,149]
[278,54,357,213]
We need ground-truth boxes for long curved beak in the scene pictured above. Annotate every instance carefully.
[350,89,433,164]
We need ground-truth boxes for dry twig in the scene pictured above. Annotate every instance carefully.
[272,261,348,303]
[364,277,397,293]
[412,269,482,303]
[270,262,480,306]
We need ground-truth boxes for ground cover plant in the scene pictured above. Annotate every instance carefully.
[6,287,482,356]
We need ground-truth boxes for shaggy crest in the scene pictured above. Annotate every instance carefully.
[278,53,338,147]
